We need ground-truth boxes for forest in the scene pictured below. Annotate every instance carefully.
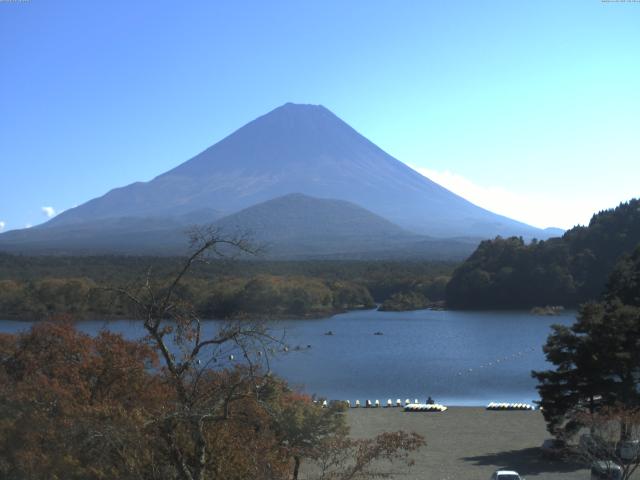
[446,199,640,309]
[3,199,639,320]
[0,256,454,321]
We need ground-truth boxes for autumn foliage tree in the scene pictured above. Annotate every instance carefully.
[0,318,165,479]
[0,229,426,480]
[574,406,640,480]
[272,393,349,479]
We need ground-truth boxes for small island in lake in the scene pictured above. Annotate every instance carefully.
[530,305,565,316]
[378,292,430,312]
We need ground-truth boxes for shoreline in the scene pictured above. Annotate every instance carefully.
[0,305,378,323]
[2,313,565,424]
[0,305,579,323]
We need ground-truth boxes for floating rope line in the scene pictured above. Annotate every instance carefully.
[454,346,539,378]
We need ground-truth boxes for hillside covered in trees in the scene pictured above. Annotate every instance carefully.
[0,256,454,320]
[446,199,640,309]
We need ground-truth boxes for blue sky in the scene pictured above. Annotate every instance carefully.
[1,0,638,232]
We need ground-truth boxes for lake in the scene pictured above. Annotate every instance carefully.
[0,308,576,406]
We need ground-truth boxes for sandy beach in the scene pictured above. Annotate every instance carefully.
[339,407,590,480]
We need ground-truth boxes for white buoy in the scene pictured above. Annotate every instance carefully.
[228,354,234,361]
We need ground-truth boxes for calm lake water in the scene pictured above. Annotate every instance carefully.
[0,308,576,406]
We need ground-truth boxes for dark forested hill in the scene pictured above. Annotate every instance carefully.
[214,193,417,256]
[445,198,640,309]
[0,194,479,260]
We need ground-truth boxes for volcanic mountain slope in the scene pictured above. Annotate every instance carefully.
[214,193,478,259]
[0,194,479,259]
[39,103,549,239]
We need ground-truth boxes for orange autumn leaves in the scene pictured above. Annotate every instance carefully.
[0,319,288,479]
[0,319,424,480]
[0,319,165,479]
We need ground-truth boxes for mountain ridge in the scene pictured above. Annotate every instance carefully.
[0,193,479,259]
[41,103,549,239]
[1,102,560,257]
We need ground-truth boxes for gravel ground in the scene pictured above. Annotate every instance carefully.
[337,407,590,480]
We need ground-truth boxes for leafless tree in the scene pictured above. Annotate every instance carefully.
[572,406,640,480]
[312,431,425,480]
[107,226,425,480]
[111,226,283,480]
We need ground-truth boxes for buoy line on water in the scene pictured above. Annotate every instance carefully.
[454,345,539,378]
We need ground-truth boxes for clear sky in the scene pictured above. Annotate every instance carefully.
[1,0,639,232]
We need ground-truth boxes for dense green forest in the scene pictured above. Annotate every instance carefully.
[446,198,640,309]
[4,198,638,318]
[533,244,640,446]
[0,256,454,320]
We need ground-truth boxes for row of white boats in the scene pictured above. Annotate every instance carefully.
[344,398,440,409]
[316,399,536,411]
[404,403,448,412]
[486,402,536,410]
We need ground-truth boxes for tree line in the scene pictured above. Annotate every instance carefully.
[446,198,640,309]
[0,256,453,320]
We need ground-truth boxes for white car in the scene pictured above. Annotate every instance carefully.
[490,470,522,480]
[591,461,622,480]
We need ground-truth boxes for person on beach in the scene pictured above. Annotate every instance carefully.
[426,396,435,404]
